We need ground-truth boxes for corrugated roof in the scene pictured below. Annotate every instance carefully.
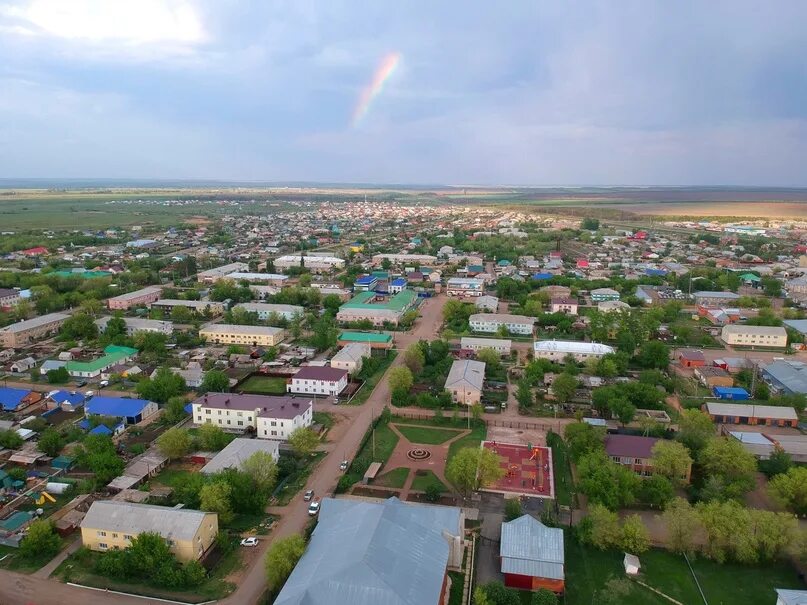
[445,360,485,391]
[86,396,152,418]
[80,501,212,542]
[200,438,279,474]
[705,402,798,420]
[533,340,615,355]
[339,332,392,343]
[500,515,564,580]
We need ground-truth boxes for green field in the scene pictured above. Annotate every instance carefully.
[395,424,463,445]
[410,469,447,493]
[546,431,575,507]
[239,376,288,395]
[374,467,410,489]
[339,420,401,490]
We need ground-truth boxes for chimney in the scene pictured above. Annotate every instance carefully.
[225,398,230,406]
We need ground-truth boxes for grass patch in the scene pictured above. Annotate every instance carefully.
[394,424,463,445]
[312,411,334,430]
[546,431,574,507]
[0,543,61,573]
[272,451,326,506]
[340,421,400,490]
[239,375,288,395]
[151,465,196,489]
[374,467,410,489]
[447,571,465,605]
[447,421,487,464]
[410,469,446,493]
[347,351,398,405]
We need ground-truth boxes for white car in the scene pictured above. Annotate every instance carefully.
[308,500,320,516]
[339,460,349,471]
[240,537,259,547]
[99,380,109,387]
[303,489,314,501]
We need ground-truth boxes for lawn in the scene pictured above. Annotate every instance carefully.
[312,411,334,431]
[395,424,464,445]
[410,469,447,493]
[0,542,65,573]
[546,431,574,507]
[151,464,196,489]
[564,534,805,605]
[446,421,487,463]
[374,467,410,489]
[447,571,465,605]
[339,420,400,490]
[239,375,288,395]
[347,351,398,405]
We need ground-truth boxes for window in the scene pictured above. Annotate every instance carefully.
[97,531,107,537]
[99,543,108,549]
[197,415,202,421]
[271,421,277,426]
[205,409,211,414]
[112,533,118,538]
[124,535,133,541]
[271,430,277,436]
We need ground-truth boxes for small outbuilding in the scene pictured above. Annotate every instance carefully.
[624,553,641,575]
[500,515,565,593]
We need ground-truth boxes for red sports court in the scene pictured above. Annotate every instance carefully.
[481,440,554,499]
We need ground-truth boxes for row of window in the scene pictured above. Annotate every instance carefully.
[97,530,134,540]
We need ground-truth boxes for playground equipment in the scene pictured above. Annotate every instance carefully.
[529,447,542,461]
[33,492,55,506]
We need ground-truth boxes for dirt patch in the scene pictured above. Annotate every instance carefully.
[486,424,550,446]
[351,486,400,499]
[405,493,458,506]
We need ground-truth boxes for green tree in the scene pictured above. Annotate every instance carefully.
[137,366,187,404]
[162,396,189,424]
[700,437,757,500]
[531,589,559,605]
[156,428,193,460]
[170,305,194,323]
[504,498,522,522]
[550,373,578,404]
[200,481,233,524]
[388,366,414,393]
[37,427,65,457]
[639,474,674,508]
[473,587,493,605]
[19,519,61,561]
[620,514,650,553]
[446,446,505,496]
[609,398,636,426]
[195,423,231,451]
[46,366,70,384]
[578,503,620,549]
[241,451,279,493]
[768,466,807,515]
[662,498,700,556]
[577,452,639,510]
[635,341,670,369]
[760,446,792,478]
[59,312,98,340]
[288,427,320,456]
[677,409,715,453]
[581,217,600,230]
[651,440,692,485]
[74,434,125,485]
[403,344,425,374]
[200,369,230,393]
[103,316,127,340]
[265,534,306,589]
[563,422,605,462]
[515,380,533,409]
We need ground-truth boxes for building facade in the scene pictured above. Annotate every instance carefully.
[200,324,285,347]
[107,286,162,310]
[330,342,370,375]
[287,366,349,397]
[444,360,485,405]
[532,340,615,361]
[469,313,535,336]
[192,393,313,439]
[721,324,787,348]
[0,312,70,348]
[233,303,304,322]
[460,337,511,356]
[446,277,485,297]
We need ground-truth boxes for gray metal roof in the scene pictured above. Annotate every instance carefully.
[274,497,462,605]
[445,360,485,392]
[777,589,807,605]
[80,501,213,542]
[763,361,807,394]
[500,515,564,580]
[200,438,279,474]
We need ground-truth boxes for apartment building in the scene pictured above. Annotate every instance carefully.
[330,342,371,375]
[222,272,289,286]
[200,324,286,347]
[469,313,535,336]
[233,303,304,322]
[274,254,345,273]
[605,435,691,482]
[96,316,174,336]
[191,393,313,439]
[693,291,741,306]
[550,297,579,315]
[533,340,615,361]
[446,277,485,297]
[0,288,22,309]
[81,501,218,562]
[0,312,70,348]
[197,262,249,284]
[460,337,512,356]
[287,366,349,397]
[721,324,787,348]
[372,253,438,266]
[590,287,620,302]
[107,286,162,310]
[151,299,225,316]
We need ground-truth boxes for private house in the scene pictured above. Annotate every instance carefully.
[550,297,579,315]
[47,390,85,411]
[10,357,35,373]
[85,396,158,425]
[446,277,485,297]
[694,366,734,388]
[96,316,174,336]
[475,295,499,312]
[500,515,564,593]
[330,342,370,375]
[469,313,535,336]
[678,349,706,368]
[233,303,304,322]
[336,290,417,327]
[533,340,615,362]
[80,501,217,562]
[200,438,280,474]
[191,393,313,439]
[0,387,41,412]
[0,312,70,348]
[388,278,407,294]
[460,337,512,356]
[65,345,138,379]
[590,288,620,302]
[703,402,798,427]
[200,324,286,347]
[287,366,349,397]
[605,434,691,482]
[274,497,464,605]
[444,359,485,405]
[107,286,162,310]
[721,324,787,349]
[337,331,394,350]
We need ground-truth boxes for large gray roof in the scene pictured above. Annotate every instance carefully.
[763,360,807,394]
[500,515,564,580]
[80,501,212,542]
[274,497,462,605]
[200,438,279,474]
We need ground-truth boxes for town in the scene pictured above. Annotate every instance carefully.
[1,195,807,605]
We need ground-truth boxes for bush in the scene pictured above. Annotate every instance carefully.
[504,498,523,522]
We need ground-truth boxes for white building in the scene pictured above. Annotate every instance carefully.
[721,324,788,348]
[96,316,174,336]
[474,295,499,312]
[372,253,438,266]
[191,393,313,439]
[233,303,304,322]
[287,366,349,396]
[200,438,280,474]
[446,277,485,297]
[197,262,249,284]
[469,313,535,336]
[444,359,485,405]
[223,272,289,285]
[460,337,511,356]
[533,340,615,361]
[330,342,370,375]
[274,254,345,273]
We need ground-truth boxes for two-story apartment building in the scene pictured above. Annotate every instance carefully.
[550,297,579,315]
[0,288,22,309]
[446,277,485,297]
[460,337,512,356]
[150,299,225,316]
[287,366,349,397]
[200,324,285,347]
[233,303,304,322]
[191,393,313,439]
[605,434,691,482]
[444,359,485,405]
[107,286,162,310]
[96,316,174,336]
[533,340,615,362]
[0,312,70,348]
[721,324,787,348]
[469,313,535,336]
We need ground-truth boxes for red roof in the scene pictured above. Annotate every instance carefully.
[20,246,48,256]
[604,434,659,459]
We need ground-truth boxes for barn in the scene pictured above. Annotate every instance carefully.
[500,515,564,593]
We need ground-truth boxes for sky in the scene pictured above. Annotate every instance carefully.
[1,0,806,186]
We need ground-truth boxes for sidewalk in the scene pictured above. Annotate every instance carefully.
[35,537,81,579]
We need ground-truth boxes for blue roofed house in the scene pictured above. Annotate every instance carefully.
[388,278,408,294]
[274,496,465,605]
[712,386,750,400]
[85,396,158,425]
[47,390,85,411]
[0,387,40,412]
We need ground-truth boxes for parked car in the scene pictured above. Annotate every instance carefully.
[99,380,109,387]
[303,489,314,502]
[308,500,320,516]
[339,460,349,471]
[76,380,87,387]
[240,537,259,547]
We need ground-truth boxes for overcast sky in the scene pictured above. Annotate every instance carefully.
[1,1,806,186]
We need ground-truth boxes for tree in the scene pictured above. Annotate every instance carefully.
[241,451,279,493]
[550,373,577,404]
[446,447,505,496]
[19,519,61,561]
[46,366,70,384]
[577,452,639,510]
[635,341,670,369]
[37,427,65,457]
[103,316,127,340]
[473,587,493,605]
[769,466,807,514]
[137,367,186,404]
[170,305,194,323]
[699,437,757,499]
[480,581,520,605]
[760,446,792,478]
[388,366,414,393]
[662,498,700,556]
[195,423,231,451]
[200,369,230,393]
[265,534,306,589]
[74,434,125,485]
[59,312,98,340]
[651,440,692,485]
[639,474,674,508]
[578,503,620,549]
[504,498,522,522]
[531,589,559,605]
[163,396,189,425]
[609,398,636,426]
[157,428,193,460]
[581,217,600,230]
[200,481,233,524]
[620,514,650,553]
[677,409,715,453]
[403,344,425,375]
[288,427,320,456]
[515,380,533,409]
[563,422,605,462]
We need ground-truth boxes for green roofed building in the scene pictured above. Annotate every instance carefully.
[53,270,113,279]
[65,345,138,378]
[338,332,393,349]
[336,290,417,327]
[740,273,761,283]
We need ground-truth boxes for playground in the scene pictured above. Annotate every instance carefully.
[481,440,555,499]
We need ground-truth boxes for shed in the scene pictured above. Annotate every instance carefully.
[500,515,565,593]
[712,386,750,401]
[624,553,641,575]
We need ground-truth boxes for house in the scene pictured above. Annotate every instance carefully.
[65,345,138,378]
[107,286,162,310]
[703,402,798,427]
[590,288,620,302]
[762,360,807,395]
[693,291,741,306]
[0,387,41,412]
[337,331,394,350]
[460,337,511,356]
[712,386,750,400]
[469,313,535,336]
[47,390,85,411]
[200,324,286,347]
[694,366,734,388]
[721,325,787,348]
[200,438,279,474]
[446,277,485,297]
[330,342,370,375]
[233,303,304,322]
[550,297,579,315]
[500,515,564,593]
[80,501,217,562]
[533,340,615,362]
[192,393,313,439]
[598,300,630,314]
[153,363,204,389]
[336,290,417,327]
[776,589,807,605]
[0,312,70,348]
[353,275,378,292]
[475,295,499,312]
[388,278,407,294]
[288,366,349,397]
[273,497,464,605]
[604,434,691,482]
[444,359,485,405]
[678,349,706,367]
[0,288,21,308]
[10,356,36,373]
[85,396,158,425]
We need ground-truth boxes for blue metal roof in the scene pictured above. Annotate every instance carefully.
[391,278,407,286]
[0,387,30,411]
[49,390,85,406]
[355,276,377,285]
[86,396,152,418]
[500,515,564,580]
[532,273,554,280]
[713,387,749,396]
[89,425,113,436]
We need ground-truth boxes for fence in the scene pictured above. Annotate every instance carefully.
[391,409,565,433]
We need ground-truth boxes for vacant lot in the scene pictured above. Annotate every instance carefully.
[239,376,288,395]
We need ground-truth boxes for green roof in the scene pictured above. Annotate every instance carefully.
[53,270,113,279]
[65,345,138,373]
[740,273,761,282]
[340,290,417,313]
[338,332,393,343]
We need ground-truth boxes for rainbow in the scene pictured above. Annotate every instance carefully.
[351,51,402,127]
